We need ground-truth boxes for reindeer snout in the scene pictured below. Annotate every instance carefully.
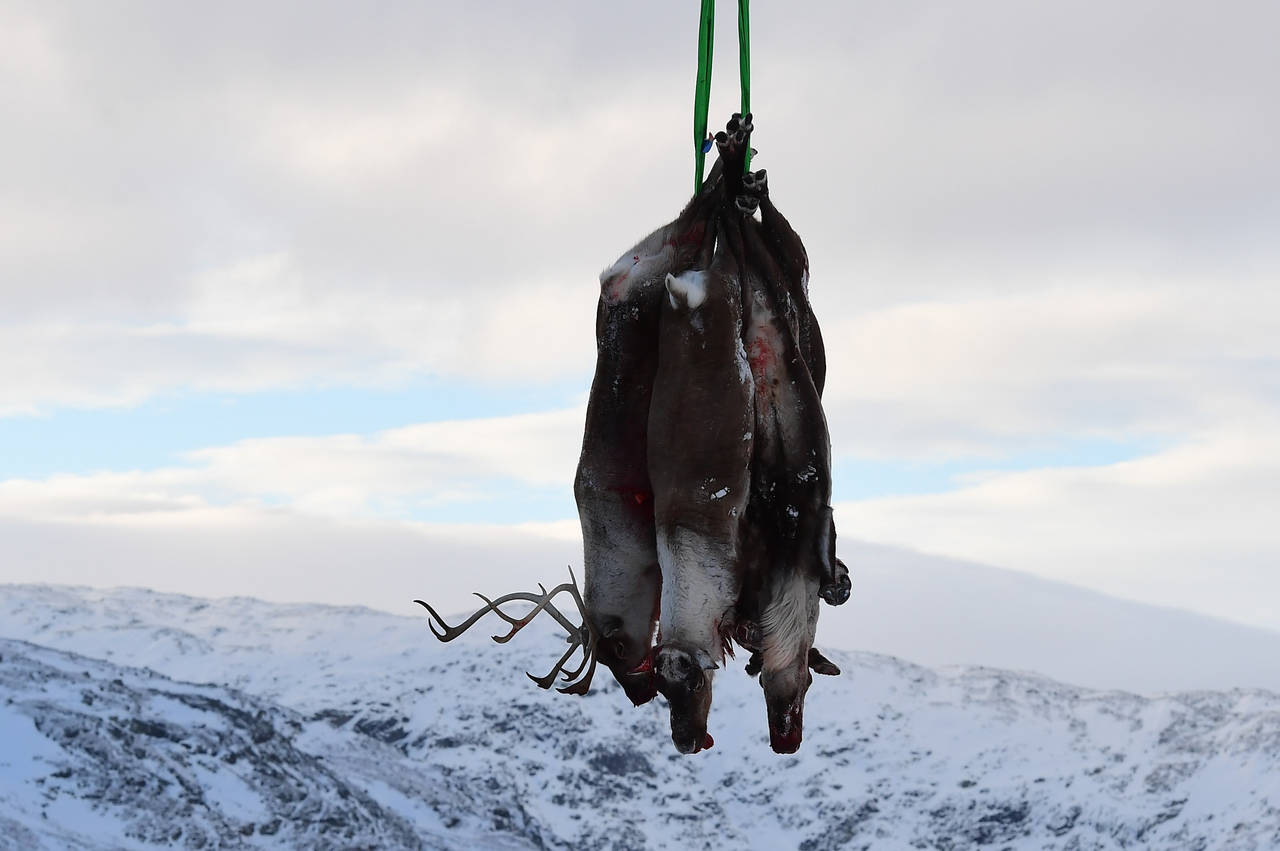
[673,736,700,755]
[767,698,805,754]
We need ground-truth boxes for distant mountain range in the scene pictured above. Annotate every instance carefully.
[823,542,1280,695]
[1,583,1277,849]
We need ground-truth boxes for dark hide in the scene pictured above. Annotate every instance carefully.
[742,169,826,396]
[724,199,836,753]
[647,119,755,753]
[575,162,723,706]
[647,229,752,752]
[740,172,850,607]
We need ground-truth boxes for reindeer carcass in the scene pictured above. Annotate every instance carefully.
[573,160,722,706]
[417,113,849,757]
[726,182,839,754]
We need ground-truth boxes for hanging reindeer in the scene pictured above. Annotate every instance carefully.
[723,171,843,753]
[648,258,752,748]
[415,113,849,757]
[739,168,850,608]
[572,153,725,706]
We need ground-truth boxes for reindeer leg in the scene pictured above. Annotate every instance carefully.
[821,554,852,607]
[807,646,841,676]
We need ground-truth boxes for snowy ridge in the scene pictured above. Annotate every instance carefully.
[0,639,429,849]
[1,584,1279,850]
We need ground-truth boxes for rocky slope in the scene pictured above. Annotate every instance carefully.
[1,584,1278,850]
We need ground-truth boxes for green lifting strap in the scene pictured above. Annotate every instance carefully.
[693,0,753,194]
[738,0,751,172]
[693,0,716,195]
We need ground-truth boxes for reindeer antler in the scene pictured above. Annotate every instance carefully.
[413,567,598,696]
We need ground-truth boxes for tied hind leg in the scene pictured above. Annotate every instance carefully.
[715,113,755,197]
[822,554,851,606]
[816,506,851,606]
[741,168,826,395]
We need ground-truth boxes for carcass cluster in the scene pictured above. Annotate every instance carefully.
[574,114,850,754]
[417,115,849,755]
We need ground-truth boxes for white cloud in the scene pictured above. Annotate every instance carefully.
[3,397,1278,634]
[821,284,1280,458]
[0,253,598,415]
[840,421,1280,631]
[0,406,585,521]
[0,509,583,621]
[2,0,1279,653]
[3,0,1277,418]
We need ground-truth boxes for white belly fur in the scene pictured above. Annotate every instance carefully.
[657,525,740,657]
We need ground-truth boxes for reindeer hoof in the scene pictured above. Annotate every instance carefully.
[821,574,852,606]
[742,169,768,195]
[735,195,759,216]
[714,130,732,158]
[821,558,851,606]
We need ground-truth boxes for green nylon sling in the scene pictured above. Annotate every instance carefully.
[693,0,752,194]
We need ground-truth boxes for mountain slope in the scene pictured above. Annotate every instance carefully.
[1,584,1278,850]
[0,639,435,850]
[828,541,1280,694]
[8,524,1280,694]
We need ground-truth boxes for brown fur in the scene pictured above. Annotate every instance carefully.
[575,162,723,705]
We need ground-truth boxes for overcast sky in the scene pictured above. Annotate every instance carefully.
[2,1,1278,641]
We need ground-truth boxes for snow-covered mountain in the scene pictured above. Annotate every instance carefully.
[826,542,1280,695]
[1,584,1278,850]
[12,518,1280,695]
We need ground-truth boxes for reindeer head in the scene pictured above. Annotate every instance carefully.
[760,658,811,754]
[756,570,823,753]
[654,644,718,754]
[591,613,658,706]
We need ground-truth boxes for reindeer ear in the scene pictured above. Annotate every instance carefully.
[695,649,719,671]
[808,647,841,677]
[665,273,682,310]
[665,270,708,311]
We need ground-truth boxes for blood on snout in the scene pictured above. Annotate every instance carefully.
[769,703,804,754]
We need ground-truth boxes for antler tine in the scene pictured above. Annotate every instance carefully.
[476,583,582,641]
[558,634,593,681]
[552,566,599,694]
[517,567,599,694]
[564,566,588,616]
[528,628,598,695]
[557,653,598,696]
[527,637,584,690]
[412,597,499,643]
[413,588,562,644]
